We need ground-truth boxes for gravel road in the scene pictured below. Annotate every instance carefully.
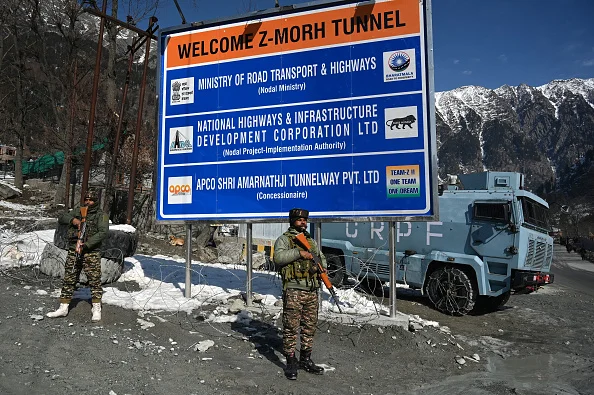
[1,246,593,395]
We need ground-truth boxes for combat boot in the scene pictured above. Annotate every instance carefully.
[299,350,324,375]
[284,352,298,380]
[91,303,102,322]
[46,303,69,318]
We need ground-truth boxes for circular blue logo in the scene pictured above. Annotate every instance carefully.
[388,51,411,72]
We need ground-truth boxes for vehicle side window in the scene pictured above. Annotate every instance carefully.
[473,203,509,222]
[520,197,550,230]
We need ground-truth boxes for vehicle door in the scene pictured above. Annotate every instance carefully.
[470,200,516,259]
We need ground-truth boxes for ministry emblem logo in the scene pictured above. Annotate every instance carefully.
[170,77,195,105]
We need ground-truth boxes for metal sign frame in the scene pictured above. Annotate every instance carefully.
[156,0,438,223]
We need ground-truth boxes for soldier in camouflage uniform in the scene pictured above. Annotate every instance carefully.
[274,208,326,380]
[47,188,109,322]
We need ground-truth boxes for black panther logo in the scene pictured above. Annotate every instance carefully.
[386,115,416,130]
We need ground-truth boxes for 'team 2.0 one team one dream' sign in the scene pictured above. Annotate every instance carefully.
[157,0,437,222]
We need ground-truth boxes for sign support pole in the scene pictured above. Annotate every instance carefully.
[314,222,322,253]
[389,221,397,317]
[246,223,253,306]
[314,222,322,306]
[185,223,192,298]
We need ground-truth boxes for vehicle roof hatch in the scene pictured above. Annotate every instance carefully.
[458,171,523,191]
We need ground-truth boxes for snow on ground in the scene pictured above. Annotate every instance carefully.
[1,229,437,326]
[0,190,54,221]
[0,200,34,211]
[110,224,136,233]
[0,178,20,193]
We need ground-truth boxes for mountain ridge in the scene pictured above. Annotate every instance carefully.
[434,77,594,195]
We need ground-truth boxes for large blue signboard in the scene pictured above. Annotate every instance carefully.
[157,0,437,222]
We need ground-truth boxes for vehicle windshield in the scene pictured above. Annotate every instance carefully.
[519,197,550,231]
[473,201,510,223]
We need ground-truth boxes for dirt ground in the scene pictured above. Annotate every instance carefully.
[1,249,593,395]
[1,187,594,394]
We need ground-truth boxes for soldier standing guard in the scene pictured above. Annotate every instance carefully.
[47,188,109,322]
[274,208,326,380]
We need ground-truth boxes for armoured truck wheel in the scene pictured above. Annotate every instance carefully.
[475,291,511,313]
[425,265,476,316]
[324,252,345,287]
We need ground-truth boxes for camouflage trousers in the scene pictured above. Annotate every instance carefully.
[60,250,103,304]
[282,288,319,356]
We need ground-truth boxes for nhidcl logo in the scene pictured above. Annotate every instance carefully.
[169,126,193,154]
[388,51,410,72]
[168,176,192,204]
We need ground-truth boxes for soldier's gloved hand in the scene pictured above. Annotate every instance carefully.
[299,250,313,260]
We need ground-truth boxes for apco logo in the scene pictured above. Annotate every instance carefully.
[169,126,193,154]
[384,106,419,139]
[170,77,194,106]
[168,176,192,204]
[383,49,416,82]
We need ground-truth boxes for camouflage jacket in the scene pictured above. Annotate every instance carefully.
[59,205,109,252]
[273,227,327,291]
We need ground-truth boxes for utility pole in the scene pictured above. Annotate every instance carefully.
[64,60,77,208]
[173,0,187,24]
[79,4,158,207]
[126,16,158,225]
[81,0,107,205]
[103,18,158,213]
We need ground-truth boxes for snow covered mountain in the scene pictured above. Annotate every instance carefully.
[434,78,594,192]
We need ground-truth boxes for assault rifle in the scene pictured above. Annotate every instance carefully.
[294,233,343,313]
[73,206,88,273]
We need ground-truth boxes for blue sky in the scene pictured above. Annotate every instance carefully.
[146,0,594,91]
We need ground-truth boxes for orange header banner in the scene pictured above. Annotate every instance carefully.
[166,0,420,69]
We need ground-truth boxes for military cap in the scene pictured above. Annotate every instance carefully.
[289,208,309,223]
[84,188,99,201]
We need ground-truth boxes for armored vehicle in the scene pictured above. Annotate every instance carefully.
[321,172,554,315]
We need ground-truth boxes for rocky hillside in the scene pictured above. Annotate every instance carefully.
[435,78,594,194]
